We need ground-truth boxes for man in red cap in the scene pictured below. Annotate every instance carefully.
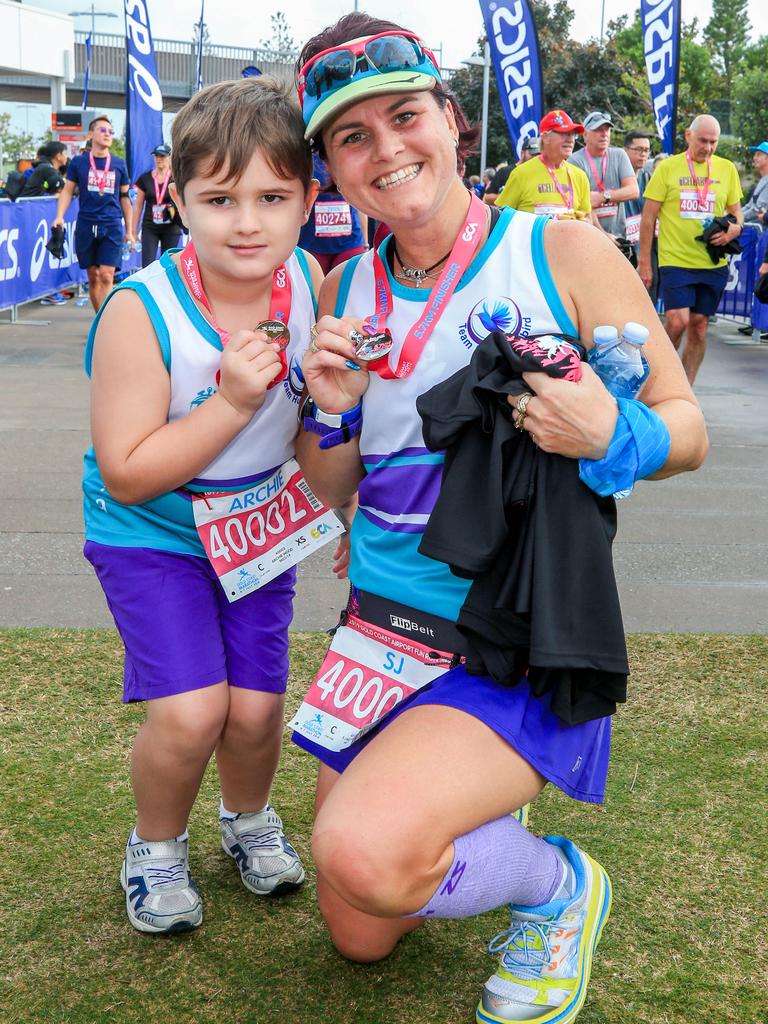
[496,110,596,223]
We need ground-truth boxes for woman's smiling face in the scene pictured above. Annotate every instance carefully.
[322,90,461,230]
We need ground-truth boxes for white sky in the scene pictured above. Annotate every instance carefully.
[4,0,768,139]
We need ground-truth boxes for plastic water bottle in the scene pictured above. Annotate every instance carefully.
[134,240,142,255]
[588,322,651,499]
[121,239,131,261]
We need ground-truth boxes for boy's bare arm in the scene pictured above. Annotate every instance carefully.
[91,290,283,505]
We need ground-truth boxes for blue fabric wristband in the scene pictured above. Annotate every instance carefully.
[579,397,671,497]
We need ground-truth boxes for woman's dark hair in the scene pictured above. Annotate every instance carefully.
[297,12,479,170]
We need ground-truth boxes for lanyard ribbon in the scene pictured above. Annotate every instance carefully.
[685,152,712,211]
[89,151,111,194]
[364,192,487,379]
[152,170,171,206]
[179,240,291,388]
[585,150,608,192]
[539,156,574,209]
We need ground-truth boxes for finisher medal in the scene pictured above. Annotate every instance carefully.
[256,319,291,350]
[353,329,393,363]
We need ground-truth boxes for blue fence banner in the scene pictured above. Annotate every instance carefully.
[478,0,543,160]
[751,231,768,330]
[0,198,140,312]
[640,0,681,155]
[124,0,164,182]
[718,225,759,318]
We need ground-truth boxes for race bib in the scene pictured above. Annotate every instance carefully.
[314,200,353,237]
[595,204,618,219]
[87,169,116,194]
[625,213,641,244]
[152,203,167,224]
[192,458,344,601]
[534,203,573,218]
[289,615,454,751]
[679,189,715,220]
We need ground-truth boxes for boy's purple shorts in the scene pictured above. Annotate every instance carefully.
[84,542,296,703]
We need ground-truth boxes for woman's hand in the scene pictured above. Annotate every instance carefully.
[302,314,371,413]
[508,362,619,460]
[331,533,351,579]
[218,329,283,420]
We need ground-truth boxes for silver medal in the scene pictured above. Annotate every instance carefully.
[353,329,393,363]
[256,319,290,351]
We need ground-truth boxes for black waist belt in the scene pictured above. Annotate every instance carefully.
[354,588,468,657]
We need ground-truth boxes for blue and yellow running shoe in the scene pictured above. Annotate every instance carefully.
[512,805,530,829]
[477,836,612,1023]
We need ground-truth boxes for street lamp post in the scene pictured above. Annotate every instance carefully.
[69,4,119,39]
[462,42,490,173]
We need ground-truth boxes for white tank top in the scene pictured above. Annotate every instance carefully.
[336,208,579,620]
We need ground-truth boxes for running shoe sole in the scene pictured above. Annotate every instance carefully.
[476,853,613,1024]
[120,859,203,934]
[220,838,305,896]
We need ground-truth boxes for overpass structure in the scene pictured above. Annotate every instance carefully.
[0,29,295,112]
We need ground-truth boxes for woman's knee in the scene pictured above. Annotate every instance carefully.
[312,818,434,917]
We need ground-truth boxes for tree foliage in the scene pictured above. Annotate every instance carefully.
[259,12,298,59]
[703,0,751,101]
[0,112,36,165]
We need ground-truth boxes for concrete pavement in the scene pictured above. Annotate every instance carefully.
[1,299,766,632]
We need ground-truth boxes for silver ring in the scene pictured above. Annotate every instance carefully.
[309,340,319,354]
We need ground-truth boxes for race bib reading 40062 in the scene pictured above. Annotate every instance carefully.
[289,615,453,751]
[192,458,344,602]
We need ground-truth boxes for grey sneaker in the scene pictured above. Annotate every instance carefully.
[120,835,203,934]
[220,805,305,896]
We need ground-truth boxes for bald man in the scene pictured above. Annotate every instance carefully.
[639,115,743,383]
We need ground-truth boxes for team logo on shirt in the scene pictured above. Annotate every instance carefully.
[459,297,532,350]
[281,353,304,405]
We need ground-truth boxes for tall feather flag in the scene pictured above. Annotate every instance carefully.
[195,0,205,92]
[640,0,682,154]
[124,0,164,182]
[82,32,92,111]
[477,0,543,160]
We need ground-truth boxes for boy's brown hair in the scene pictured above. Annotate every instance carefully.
[171,77,312,197]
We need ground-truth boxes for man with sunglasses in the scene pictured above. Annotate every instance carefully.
[53,115,133,313]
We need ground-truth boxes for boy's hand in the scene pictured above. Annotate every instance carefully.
[302,314,371,413]
[218,329,283,419]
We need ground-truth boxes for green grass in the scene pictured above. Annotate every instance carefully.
[1,630,766,1024]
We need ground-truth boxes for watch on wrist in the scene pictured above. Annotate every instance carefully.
[604,190,612,204]
[302,396,363,449]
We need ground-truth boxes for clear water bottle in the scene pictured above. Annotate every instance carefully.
[121,239,131,261]
[134,240,142,255]
[588,322,651,499]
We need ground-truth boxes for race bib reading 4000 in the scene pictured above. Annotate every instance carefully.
[289,615,453,751]
[192,458,344,602]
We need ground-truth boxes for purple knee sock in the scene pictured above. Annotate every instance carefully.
[409,815,564,919]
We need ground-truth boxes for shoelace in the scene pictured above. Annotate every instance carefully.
[488,919,555,981]
[237,828,283,853]
[146,862,187,888]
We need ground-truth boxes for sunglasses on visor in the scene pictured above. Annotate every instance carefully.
[299,32,440,102]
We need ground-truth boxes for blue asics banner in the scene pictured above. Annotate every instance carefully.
[478,0,543,160]
[124,0,164,182]
[718,226,759,318]
[640,0,681,155]
[0,198,140,311]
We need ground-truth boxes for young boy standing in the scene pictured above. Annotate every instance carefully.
[82,79,321,934]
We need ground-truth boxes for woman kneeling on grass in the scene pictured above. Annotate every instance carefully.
[290,13,708,1023]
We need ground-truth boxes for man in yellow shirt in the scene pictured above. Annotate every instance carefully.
[639,115,743,382]
[496,110,594,222]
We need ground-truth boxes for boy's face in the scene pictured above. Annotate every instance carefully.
[171,150,318,285]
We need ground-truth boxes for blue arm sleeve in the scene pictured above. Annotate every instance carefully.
[579,397,671,497]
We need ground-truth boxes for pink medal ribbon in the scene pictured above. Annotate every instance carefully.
[585,150,608,194]
[179,240,291,387]
[363,192,487,379]
[89,151,111,195]
[685,151,712,211]
[152,169,171,207]
[539,156,574,210]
